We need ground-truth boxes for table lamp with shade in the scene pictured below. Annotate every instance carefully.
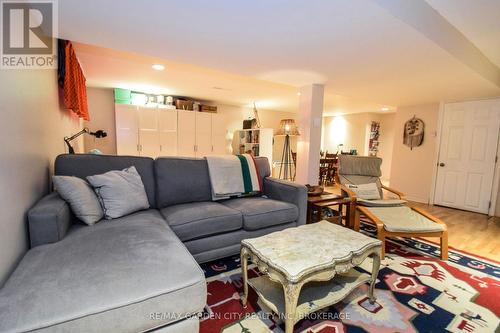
[276,119,300,181]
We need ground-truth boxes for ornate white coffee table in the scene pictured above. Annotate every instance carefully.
[240,220,381,333]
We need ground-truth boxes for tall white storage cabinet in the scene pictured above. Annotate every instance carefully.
[177,111,227,157]
[115,104,139,156]
[211,114,227,155]
[158,109,178,156]
[115,104,227,158]
[194,112,212,157]
[138,106,160,158]
[177,111,196,157]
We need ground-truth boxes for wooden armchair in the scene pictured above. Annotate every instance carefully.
[338,155,448,260]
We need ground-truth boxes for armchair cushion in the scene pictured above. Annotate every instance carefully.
[366,206,444,233]
[346,183,381,200]
[338,155,384,198]
[357,198,407,207]
[338,155,382,177]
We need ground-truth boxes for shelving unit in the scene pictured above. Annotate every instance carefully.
[231,128,273,163]
[368,121,380,156]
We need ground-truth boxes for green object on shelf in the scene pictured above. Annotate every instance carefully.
[114,88,131,104]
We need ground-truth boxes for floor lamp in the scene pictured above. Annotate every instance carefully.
[277,119,300,181]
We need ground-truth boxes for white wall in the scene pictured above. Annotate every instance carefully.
[490,123,500,217]
[322,112,395,181]
[377,113,396,183]
[322,113,371,155]
[0,69,82,286]
[390,104,440,203]
[84,87,117,154]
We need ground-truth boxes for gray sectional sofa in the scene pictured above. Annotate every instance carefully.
[0,154,307,333]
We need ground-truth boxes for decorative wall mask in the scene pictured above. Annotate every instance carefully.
[403,116,425,150]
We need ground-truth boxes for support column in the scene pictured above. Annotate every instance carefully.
[295,84,324,185]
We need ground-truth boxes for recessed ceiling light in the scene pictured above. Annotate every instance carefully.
[152,64,165,71]
[381,107,389,111]
[297,92,301,96]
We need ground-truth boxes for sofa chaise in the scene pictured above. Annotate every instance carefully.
[0,154,307,333]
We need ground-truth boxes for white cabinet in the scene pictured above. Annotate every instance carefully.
[138,106,160,158]
[116,104,139,156]
[177,110,226,158]
[159,109,178,156]
[177,111,196,157]
[211,114,227,155]
[195,112,212,157]
[116,104,227,158]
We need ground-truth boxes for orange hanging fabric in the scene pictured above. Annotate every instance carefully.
[62,41,90,121]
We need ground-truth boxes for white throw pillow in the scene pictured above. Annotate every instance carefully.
[52,176,104,225]
[87,166,150,219]
[346,183,381,200]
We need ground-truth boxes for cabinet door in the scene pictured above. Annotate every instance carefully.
[177,111,196,157]
[195,112,212,157]
[138,106,160,158]
[158,109,178,157]
[115,104,139,156]
[211,114,227,155]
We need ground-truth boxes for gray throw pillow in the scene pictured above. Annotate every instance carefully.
[52,176,104,225]
[86,166,150,219]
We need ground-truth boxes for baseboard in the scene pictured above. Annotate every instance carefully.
[406,195,429,204]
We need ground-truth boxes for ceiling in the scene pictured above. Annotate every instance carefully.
[58,0,500,114]
[73,43,391,115]
[426,0,500,69]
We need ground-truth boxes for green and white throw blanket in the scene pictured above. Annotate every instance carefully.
[206,154,262,200]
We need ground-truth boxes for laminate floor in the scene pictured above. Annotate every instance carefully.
[325,186,500,262]
[408,201,500,261]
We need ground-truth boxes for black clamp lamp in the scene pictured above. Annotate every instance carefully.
[64,128,107,154]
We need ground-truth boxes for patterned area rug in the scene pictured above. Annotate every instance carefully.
[199,223,500,333]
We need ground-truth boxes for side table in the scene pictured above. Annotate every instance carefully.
[307,192,355,227]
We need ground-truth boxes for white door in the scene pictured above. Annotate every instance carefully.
[158,109,177,157]
[138,106,160,158]
[177,111,196,157]
[434,99,500,214]
[195,112,212,157]
[211,114,227,155]
[115,104,139,156]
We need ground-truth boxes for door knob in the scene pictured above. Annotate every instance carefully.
[439,162,445,167]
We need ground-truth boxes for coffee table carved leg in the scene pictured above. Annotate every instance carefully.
[283,282,303,333]
[369,251,381,304]
[240,247,249,308]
